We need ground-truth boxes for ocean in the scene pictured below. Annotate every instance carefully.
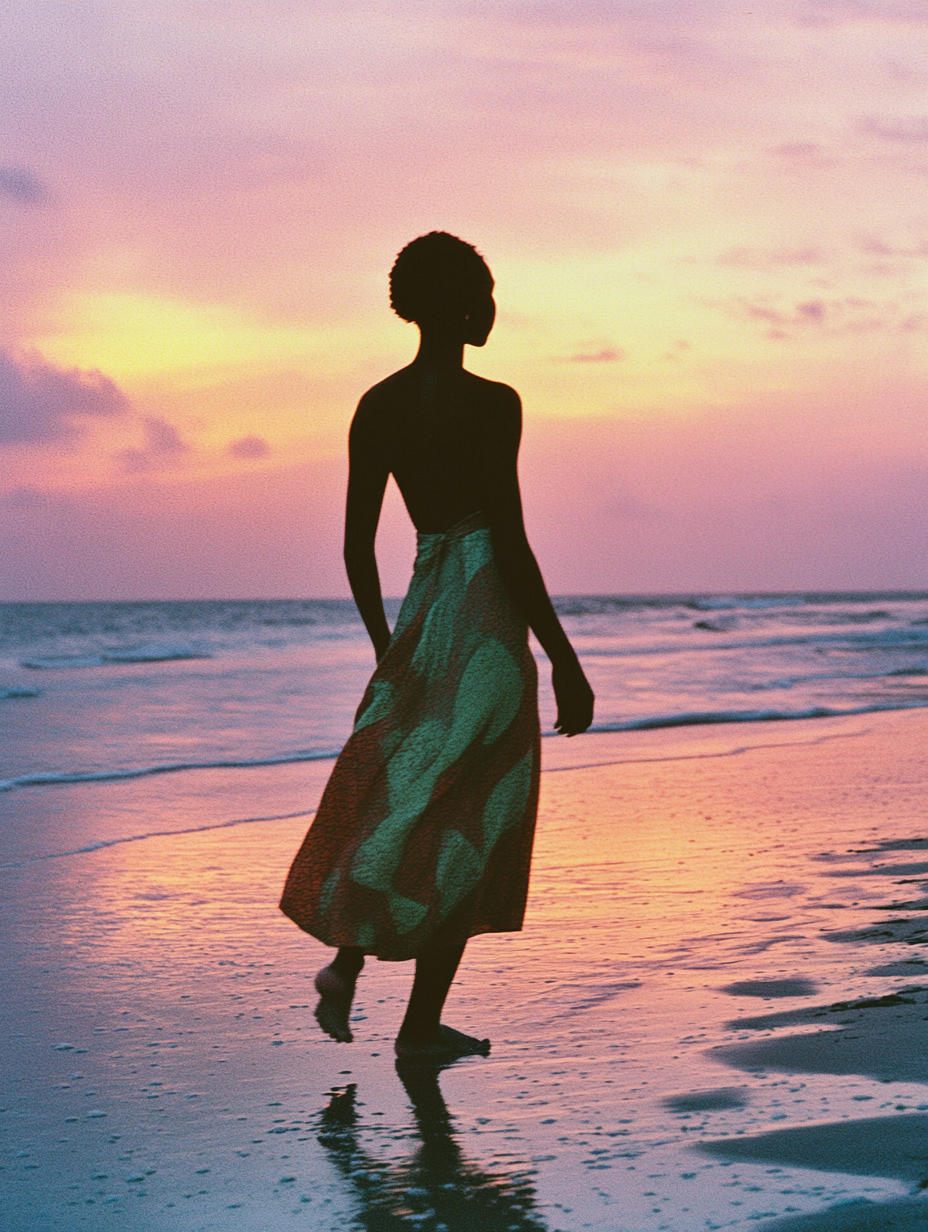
[2,590,926,794]
[4,594,928,1230]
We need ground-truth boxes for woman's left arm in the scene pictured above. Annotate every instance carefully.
[480,386,594,735]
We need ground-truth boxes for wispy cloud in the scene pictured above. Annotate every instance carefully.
[799,0,928,27]
[859,115,928,143]
[717,246,826,268]
[0,349,128,446]
[717,294,926,339]
[2,0,928,593]
[566,348,625,363]
[857,234,928,259]
[766,142,839,168]
[118,417,191,473]
[227,434,272,459]
[0,165,49,204]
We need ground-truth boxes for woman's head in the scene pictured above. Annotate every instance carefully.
[390,232,495,344]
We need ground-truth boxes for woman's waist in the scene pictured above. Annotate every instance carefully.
[415,509,490,547]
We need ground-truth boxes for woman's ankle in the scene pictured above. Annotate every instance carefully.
[331,947,365,978]
[396,1017,440,1044]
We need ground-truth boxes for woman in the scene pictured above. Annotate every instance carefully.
[280,232,594,1061]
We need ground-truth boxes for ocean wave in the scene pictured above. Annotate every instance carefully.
[553,591,927,618]
[3,699,926,792]
[0,808,318,868]
[22,646,211,669]
[691,607,905,631]
[687,596,807,612]
[0,686,41,699]
[3,725,879,867]
[746,664,928,691]
[585,700,928,733]
[569,626,928,659]
[0,748,343,792]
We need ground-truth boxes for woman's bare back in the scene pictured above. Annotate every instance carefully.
[351,364,520,534]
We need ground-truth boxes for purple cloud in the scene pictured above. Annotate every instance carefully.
[767,143,838,168]
[857,234,928,258]
[567,348,625,363]
[118,417,191,473]
[0,166,49,204]
[227,434,272,459]
[0,349,128,446]
[801,1,928,27]
[859,115,928,143]
[796,300,826,322]
[719,294,923,340]
[717,246,825,268]
[3,486,57,509]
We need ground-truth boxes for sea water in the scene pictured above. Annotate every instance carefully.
[3,595,928,1231]
[1,592,926,793]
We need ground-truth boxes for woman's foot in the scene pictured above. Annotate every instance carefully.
[394,1024,490,1061]
[314,961,360,1042]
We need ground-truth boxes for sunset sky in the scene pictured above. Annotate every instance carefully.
[1,0,927,600]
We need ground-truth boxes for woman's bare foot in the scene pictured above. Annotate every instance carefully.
[314,962,360,1042]
[394,1024,490,1061]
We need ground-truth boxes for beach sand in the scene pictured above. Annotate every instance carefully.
[2,709,927,1230]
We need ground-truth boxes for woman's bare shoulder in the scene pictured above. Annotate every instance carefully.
[463,370,519,397]
[356,367,415,409]
[349,369,412,435]
[462,372,521,416]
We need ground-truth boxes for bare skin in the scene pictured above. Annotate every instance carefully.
[315,284,594,1058]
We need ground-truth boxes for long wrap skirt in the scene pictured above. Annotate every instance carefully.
[279,513,541,960]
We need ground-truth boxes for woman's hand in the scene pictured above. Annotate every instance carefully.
[552,657,594,737]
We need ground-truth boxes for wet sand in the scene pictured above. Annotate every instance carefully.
[2,710,927,1230]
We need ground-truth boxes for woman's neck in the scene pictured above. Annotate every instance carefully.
[413,328,465,370]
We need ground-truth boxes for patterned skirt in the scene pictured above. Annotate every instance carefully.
[279,513,541,960]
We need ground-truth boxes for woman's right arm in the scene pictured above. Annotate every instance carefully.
[481,386,594,736]
[344,396,392,662]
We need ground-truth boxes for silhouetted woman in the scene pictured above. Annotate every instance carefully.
[280,232,593,1060]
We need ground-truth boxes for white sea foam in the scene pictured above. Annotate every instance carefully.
[6,708,927,1231]
[22,645,210,669]
[0,593,925,795]
[573,625,928,659]
[0,749,342,793]
[688,595,807,611]
[3,699,928,796]
[588,700,928,732]
[0,808,318,868]
[0,719,869,867]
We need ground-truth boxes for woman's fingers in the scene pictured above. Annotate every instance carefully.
[552,659,594,736]
[554,702,594,736]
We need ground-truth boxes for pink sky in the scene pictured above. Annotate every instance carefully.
[1,0,927,599]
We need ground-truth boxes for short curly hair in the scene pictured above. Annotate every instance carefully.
[389,231,493,324]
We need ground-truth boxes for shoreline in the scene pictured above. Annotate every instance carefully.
[1,709,909,869]
[2,709,927,1229]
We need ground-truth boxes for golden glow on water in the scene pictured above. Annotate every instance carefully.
[5,714,928,1227]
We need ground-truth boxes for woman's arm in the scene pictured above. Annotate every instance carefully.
[344,398,392,661]
[481,387,594,736]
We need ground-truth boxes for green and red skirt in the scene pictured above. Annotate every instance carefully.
[280,513,540,960]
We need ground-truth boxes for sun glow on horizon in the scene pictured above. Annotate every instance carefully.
[30,291,338,384]
[2,0,927,598]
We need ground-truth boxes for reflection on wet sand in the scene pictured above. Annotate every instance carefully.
[4,712,928,1229]
[318,1064,547,1231]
